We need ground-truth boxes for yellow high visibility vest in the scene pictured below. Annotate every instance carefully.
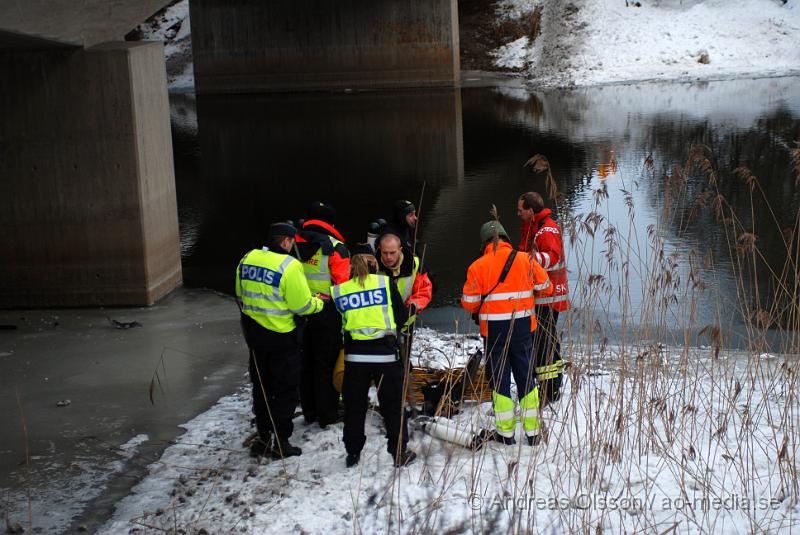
[396,256,420,303]
[302,236,343,295]
[331,274,396,341]
[236,248,322,333]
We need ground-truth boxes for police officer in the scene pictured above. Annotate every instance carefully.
[236,222,324,459]
[461,221,553,445]
[332,244,417,468]
[294,202,351,428]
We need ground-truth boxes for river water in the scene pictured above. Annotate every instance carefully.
[170,75,800,351]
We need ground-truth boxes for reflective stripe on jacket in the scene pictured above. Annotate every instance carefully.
[460,241,553,337]
[519,208,570,311]
[236,247,323,333]
[397,256,419,302]
[332,274,397,363]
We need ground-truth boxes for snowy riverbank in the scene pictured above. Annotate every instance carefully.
[493,0,800,87]
[99,328,798,533]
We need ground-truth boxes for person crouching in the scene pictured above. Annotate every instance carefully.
[332,244,417,469]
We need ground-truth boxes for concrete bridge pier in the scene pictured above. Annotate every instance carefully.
[0,42,182,307]
[190,0,460,93]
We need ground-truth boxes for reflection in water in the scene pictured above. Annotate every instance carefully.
[170,77,800,348]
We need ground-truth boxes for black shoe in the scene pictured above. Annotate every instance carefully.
[476,429,516,447]
[526,434,541,446]
[271,440,302,459]
[346,453,360,468]
[249,437,270,458]
[319,412,345,429]
[394,449,417,468]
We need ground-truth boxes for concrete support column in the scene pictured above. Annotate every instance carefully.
[0,42,182,307]
[190,0,460,94]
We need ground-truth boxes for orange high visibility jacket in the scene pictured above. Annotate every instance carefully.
[461,241,553,337]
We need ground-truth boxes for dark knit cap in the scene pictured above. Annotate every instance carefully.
[350,243,375,256]
[307,201,337,225]
[269,222,297,239]
[393,199,416,219]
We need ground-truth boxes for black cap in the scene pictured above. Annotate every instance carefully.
[393,199,416,219]
[269,222,297,239]
[307,201,337,225]
[350,243,375,256]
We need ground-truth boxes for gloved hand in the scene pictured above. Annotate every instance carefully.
[402,303,418,333]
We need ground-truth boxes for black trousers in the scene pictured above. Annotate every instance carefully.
[300,300,343,426]
[532,306,562,400]
[241,315,299,442]
[342,359,408,456]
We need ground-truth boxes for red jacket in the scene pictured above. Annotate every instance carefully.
[295,219,351,290]
[519,209,570,311]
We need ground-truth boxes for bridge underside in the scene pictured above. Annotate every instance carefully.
[0,42,182,308]
[0,0,462,307]
[190,0,460,94]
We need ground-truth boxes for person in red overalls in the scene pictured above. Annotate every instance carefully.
[517,192,570,404]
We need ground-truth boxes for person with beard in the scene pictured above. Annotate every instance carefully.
[293,202,351,428]
[390,199,419,251]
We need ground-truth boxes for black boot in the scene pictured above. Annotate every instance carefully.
[394,449,417,468]
[346,453,360,468]
[271,440,302,459]
[249,436,270,458]
[475,429,516,447]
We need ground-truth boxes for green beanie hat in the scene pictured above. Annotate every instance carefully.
[479,221,509,244]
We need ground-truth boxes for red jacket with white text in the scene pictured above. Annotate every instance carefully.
[519,208,570,312]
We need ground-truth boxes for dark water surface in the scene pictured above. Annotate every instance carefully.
[170,77,800,350]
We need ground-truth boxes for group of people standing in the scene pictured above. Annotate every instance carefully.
[236,200,431,468]
[234,192,569,468]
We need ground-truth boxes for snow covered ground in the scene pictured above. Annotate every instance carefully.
[493,0,800,87]
[131,0,193,90]
[99,328,799,534]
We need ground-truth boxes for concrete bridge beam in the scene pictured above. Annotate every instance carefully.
[0,42,182,307]
[190,0,460,94]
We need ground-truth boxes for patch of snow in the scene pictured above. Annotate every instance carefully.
[496,0,540,19]
[492,36,530,70]
[491,0,800,87]
[119,434,149,455]
[99,329,800,533]
[131,0,193,89]
[0,434,152,533]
